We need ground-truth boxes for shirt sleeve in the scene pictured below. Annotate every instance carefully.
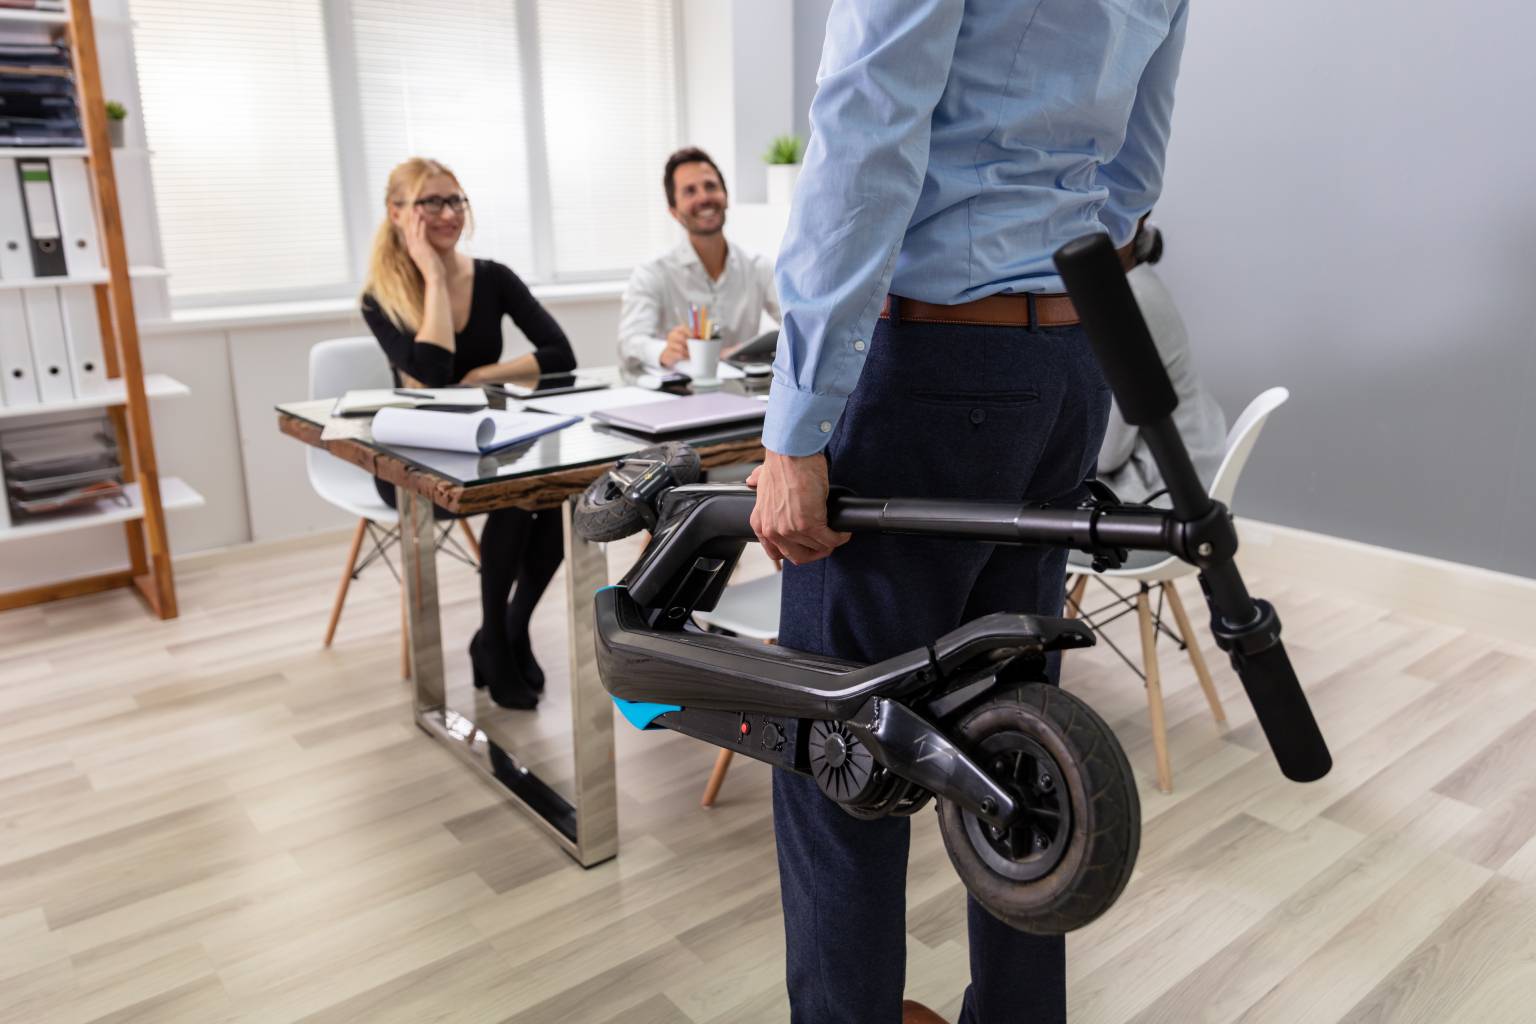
[361,295,454,387]
[765,0,965,456]
[1098,0,1190,247]
[492,264,576,374]
[617,263,671,371]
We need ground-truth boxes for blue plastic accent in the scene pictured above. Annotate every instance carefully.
[596,584,622,594]
[613,697,682,730]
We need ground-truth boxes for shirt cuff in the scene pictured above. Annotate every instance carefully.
[642,337,669,368]
[762,384,849,456]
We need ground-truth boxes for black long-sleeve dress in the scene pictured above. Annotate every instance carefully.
[361,259,572,697]
[362,258,576,388]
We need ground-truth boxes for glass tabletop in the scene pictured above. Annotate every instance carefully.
[277,365,768,489]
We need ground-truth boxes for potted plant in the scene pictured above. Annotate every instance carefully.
[105,101,127,148]
[763,134,804,206]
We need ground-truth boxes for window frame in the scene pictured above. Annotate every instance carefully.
[143,0,686,309]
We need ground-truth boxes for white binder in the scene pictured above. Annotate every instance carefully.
[50,158,102,277]
[0,158,32,280]
[22,289,74,403]
[58,287,108,396]
[0,290,39,406]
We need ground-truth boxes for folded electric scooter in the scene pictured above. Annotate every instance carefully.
[575,235,1332,934]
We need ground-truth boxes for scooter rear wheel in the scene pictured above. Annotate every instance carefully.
[937,683,1139,934]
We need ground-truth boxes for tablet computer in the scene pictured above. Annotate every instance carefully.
[493,372,611,399]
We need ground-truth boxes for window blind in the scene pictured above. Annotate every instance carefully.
[350,0,535,276]
[537,0,679,277]
[130,0,350,302]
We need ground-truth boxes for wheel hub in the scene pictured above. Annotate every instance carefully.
[964,734,1071,882]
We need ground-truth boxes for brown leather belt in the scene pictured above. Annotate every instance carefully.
[879,238,1135,328]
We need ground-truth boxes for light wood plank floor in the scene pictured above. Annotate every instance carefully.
[3,529,1535,1023]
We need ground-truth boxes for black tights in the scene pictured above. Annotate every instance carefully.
[377,480,563,659]
[478,506,564,658]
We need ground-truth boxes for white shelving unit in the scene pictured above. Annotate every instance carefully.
[0,0,190,617]
[0,477,202,543]
[0,372,187,421]
[0,265,168,290]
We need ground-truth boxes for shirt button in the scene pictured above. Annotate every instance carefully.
[819,421,833,433]
[970,409,986,425]
[853,339,866,352]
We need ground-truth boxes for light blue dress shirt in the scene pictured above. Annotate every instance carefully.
[766,0,1191,456]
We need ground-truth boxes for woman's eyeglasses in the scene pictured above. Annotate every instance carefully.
[409,194,469,216]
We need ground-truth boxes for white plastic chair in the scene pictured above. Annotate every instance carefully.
[308,337,480,675]
[1065,387,1290,793]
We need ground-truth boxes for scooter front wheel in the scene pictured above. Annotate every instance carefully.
[937,683,1139,934]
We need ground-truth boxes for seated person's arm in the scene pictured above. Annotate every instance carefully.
[460,264,576,385]
[619,264,689,368]
[362,297,454,387]
[1097,402,1139,478]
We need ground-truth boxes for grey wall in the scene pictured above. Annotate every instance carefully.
[791,0,1536,578]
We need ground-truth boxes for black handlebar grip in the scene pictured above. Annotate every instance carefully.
[1230,642,1332,782]
[1053,233,1178,427]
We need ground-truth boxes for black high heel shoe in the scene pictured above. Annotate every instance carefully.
[469,630,538,710]
[509,632,545,694]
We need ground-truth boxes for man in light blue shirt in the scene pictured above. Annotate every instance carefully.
[747,2,1190,1022]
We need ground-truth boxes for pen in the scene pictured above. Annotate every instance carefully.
[394,388,434,398]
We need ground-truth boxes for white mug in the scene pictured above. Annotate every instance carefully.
[687,337,723,384]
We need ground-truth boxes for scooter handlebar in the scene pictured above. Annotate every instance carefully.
[1053,231,1331,783]
[1053,233,1178,427]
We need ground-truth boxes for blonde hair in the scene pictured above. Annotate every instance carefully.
[362,157,474,331]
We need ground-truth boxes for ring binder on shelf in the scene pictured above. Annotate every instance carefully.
[0,290,39,406]
[0,157,33,280]
[17,159,67,277]
[23,288,74,403]
[58,286,107,396]
[50,157,101,277]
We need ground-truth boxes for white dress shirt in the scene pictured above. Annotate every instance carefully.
[618,237,781,375]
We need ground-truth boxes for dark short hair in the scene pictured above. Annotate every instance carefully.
[663,147,726,208]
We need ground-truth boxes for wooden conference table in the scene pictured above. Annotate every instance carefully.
[277,369,765,866]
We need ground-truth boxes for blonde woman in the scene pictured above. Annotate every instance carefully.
[362,157,574,710]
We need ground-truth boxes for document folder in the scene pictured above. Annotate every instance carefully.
[0,157,33,280]
[58,286,108,396]
[50,157,100,277]
[16,158,66,277]
[23,288,73,402]
[0,290,39,406]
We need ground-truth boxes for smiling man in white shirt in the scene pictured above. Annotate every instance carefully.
[618,147,780,376]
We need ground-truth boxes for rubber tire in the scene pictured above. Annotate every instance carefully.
[573,442,701,542]
[937,683,1139,934]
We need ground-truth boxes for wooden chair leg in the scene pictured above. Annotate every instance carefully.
[458,518,482,564]
[323,518,369,647]
[1164,582,1225,725]
[701,749,734,808]
[1064,574,1088,619]
[400,578,411,680]
[1136,588,1173,794]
